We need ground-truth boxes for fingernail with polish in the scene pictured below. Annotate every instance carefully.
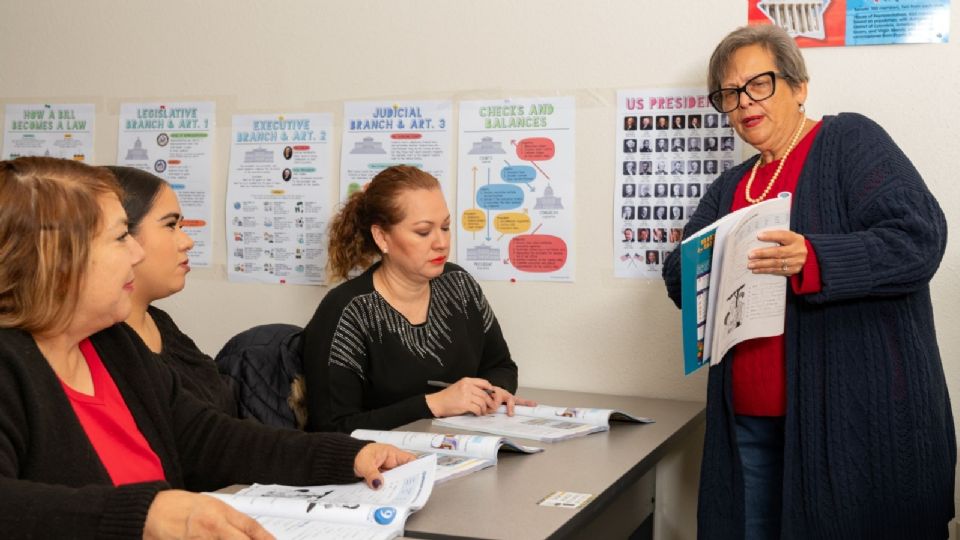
[373,479,382,489]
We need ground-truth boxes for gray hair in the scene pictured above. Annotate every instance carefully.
[708,25,809,92]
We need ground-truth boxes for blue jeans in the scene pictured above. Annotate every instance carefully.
[735,415,785,540]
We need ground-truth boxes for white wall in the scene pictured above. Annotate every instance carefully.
[2,0,958,532]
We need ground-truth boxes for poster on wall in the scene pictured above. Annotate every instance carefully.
[747,0,950,47]
[614,88,743,279]
[456,97,575,283]
[3,103,95,161]
[226,113,332,285]
[340,100,452,199]
[117,102,215,266]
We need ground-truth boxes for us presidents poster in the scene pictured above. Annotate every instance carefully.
[614,88,743,279]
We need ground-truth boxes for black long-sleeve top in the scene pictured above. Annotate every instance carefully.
[302,262,518,433]
[123,306,237,416]
[0,324,369,539]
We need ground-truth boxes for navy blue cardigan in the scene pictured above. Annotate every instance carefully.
[663,113,955,539]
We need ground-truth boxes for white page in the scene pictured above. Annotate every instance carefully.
[711,194,791,362]
[351,429,541,460]
[434,413,603,442]
[504,405,653,427]
[211,454,435,529]
[254,516,400,540]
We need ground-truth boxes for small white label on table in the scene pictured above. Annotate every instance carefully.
[538,491,595,509]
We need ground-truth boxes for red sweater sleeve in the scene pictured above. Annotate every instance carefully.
[790,238,822,295]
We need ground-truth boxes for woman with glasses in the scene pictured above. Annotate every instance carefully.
[662,25,953,539]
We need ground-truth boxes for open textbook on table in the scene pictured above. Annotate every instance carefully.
[352,429,542,484]
[433,404,653,442]
[209,454,436,540]
[680,193,791,374]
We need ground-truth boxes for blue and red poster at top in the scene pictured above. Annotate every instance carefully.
[748,0,950,47]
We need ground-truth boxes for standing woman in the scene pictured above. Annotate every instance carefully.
[108,166,236,415]
[301,165,530,433]
[662,26,954,539]
[0,157,412,538]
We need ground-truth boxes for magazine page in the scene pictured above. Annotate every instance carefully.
[351,430,540,460]
[506,405,653,427]
[252,516,401,540]
[210,454,435,531]
[710,194,791,362]
[433,412,603,442]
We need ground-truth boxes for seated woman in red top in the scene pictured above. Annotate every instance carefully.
[0,157,413,539]
[662,25,953,540]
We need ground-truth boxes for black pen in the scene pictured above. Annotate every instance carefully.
[426,380,495,395]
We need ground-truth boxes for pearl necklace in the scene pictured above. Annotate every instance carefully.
[745,116,807,204]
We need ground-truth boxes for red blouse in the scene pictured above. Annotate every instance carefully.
[60,339,165,486]
[729,121,823,416]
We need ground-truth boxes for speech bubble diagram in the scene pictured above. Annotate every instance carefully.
[476,184,524,210]
[500,165,536,184]
[461,208,486,232]
[515,137,555,161]
[494,212,531,234]
[508,235,567,272]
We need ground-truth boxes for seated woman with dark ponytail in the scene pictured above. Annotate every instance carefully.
[107,166,237,415]
[300,165,532,433]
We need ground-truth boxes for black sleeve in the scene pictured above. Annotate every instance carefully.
[301,294,432,433]
[468,278,518,393]
[155,356,371,492]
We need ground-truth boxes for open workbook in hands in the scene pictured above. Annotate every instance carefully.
[432,404,654,442]
[351,429,543,484]
[679,193,791,375]
[208,454,436,540]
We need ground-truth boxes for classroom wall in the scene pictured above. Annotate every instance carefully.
[2,0,958,534]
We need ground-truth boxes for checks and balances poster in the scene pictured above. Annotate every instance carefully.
[747,0,949,47]
[226,113,333,285]
[614,89,743,279]
[456,97,575,282]
[117,102,215,266]
[3,103,95,161]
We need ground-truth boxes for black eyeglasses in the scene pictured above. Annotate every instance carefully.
[708,71,785,113]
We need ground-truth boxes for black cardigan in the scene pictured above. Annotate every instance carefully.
[0,324,369,539]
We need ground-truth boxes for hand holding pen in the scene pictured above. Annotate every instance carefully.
[425,378,536,417]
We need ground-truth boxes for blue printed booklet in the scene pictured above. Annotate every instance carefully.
[680,193,792,375]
